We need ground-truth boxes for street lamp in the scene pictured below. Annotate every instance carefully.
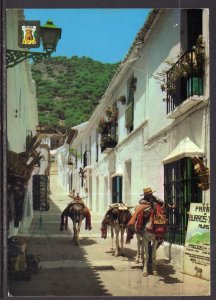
[7,19,62,69]
[40,20,62,52]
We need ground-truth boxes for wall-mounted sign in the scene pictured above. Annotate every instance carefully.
[33,175,50,211]
[182,203,210,281]
[18,20,40,48]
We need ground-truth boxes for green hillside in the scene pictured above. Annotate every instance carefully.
[187,231,210,244]
[31,56,119,129]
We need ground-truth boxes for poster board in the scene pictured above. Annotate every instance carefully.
[33,175,50,211]
[183,202,210,281]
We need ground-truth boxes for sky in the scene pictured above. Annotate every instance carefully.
[24,9,150,63]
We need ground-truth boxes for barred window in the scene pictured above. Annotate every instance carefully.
[112,176,122,203]
[164,157,202,245]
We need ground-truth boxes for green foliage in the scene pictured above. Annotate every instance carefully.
[31,56,119,129]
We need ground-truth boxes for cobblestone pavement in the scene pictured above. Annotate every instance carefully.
[8,172,210,297]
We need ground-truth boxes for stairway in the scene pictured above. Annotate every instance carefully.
[49,163,69,211]
[50,162,58,175]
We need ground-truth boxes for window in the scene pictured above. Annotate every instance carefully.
[89,136,91,165]
[96,130,99,162]
[125,76,136,133]
[83,151,87,168]
[164,158,202,245]
[80,144,82,163]
[187,9,202,49]
[75,150,78,169]
[112,176,122,203]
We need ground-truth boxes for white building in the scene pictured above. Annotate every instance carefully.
[59,9,209,266]
[7,9,39,236]
[56,122,88,194]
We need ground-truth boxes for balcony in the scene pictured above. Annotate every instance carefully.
[100,122,118,153]
[100,121,118,153]
[97,108,118,154]
[101,138,118,153]
[166,46,204,115]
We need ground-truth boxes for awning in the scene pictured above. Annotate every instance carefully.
[111,171,123,178]
[162,137,203,164]
[84,166,92,171]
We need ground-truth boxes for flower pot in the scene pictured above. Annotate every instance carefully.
[118,96,126,105]
[101,139,117,153]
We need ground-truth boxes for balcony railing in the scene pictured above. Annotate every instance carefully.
[101,138,118,153]
[100,121,118,153]
[166,48,204,114]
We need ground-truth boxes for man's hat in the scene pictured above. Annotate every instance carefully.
[141,187,155,196]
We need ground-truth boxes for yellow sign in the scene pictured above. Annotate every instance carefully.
[183,203,210,280]
[18,20,40,48]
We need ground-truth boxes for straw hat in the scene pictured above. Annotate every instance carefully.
[142,187,155,195]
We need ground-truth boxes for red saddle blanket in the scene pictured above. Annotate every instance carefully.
[126,203,167,242]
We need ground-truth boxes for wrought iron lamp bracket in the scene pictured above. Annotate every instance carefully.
[7,49,52,68]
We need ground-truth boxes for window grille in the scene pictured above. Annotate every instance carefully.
[112,176,122,203]
[164,157,202,245]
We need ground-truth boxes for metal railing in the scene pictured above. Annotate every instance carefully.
[164,158,202,245]
[100,121,118,153]
[166,48,204,114]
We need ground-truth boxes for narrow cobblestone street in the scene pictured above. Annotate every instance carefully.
[8,164,210,297]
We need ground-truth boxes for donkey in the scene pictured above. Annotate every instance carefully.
[101,204,132,257]
[131,202,168,277]
[60,202,86,245]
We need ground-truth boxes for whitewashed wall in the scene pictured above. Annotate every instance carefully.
[7,9,38,152]
[62,9,209,264]
[7,9,39,236]
[69,9,209,213]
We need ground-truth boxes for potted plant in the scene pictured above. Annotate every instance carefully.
[154,35,205,99]
[118,96,126,105]
[130,77,137,91]
[110,106,118,122]
[186,35,205,97]
[105,107,113,120]
[100,135,117,152]
[98,106,118,152]
[97,117,108,134]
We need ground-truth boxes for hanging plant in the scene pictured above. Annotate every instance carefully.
[97,117,109,134]
[192,35,205,72]
[98,106,118,151]
[110,106,118,122]
[104,106,118,122]
[130,77,137,90]
[105,107,113,119]
[117,96,126,105]
[69,148,83,159]
[154,35,205,95]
